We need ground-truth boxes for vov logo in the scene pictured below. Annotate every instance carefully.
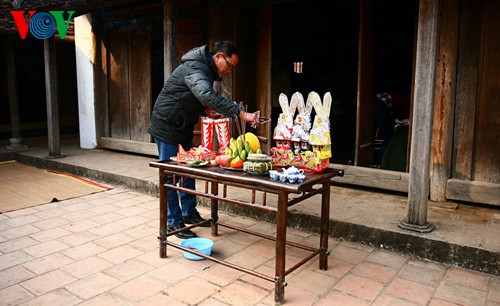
[10,10,75,40]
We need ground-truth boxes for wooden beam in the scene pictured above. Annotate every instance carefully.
[446,179,500,206]
[400,0,439,232]
[12,0,146,17]
[101,137,158,156]
[331,164,409,193]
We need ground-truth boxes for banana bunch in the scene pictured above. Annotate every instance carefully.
[224,137,263,167]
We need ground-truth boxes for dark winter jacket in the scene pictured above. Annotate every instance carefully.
[148,45,240,144]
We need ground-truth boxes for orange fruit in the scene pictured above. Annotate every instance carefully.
[230,157,244,168]
[214,155,220,165]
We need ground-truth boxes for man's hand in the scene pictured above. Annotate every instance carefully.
[240,110,260,128]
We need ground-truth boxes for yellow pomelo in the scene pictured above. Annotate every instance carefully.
[241,132,260,153]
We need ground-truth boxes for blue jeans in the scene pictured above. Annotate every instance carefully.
[155,139,197,226]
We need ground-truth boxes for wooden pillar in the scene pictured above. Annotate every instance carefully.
[399,0,439,233]
[430,0,460,202]
[5,38,28,152]
[44,37,64,158]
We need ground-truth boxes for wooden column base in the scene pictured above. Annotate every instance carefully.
[398,221,435,233]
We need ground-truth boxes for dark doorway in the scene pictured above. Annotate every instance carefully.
[0,38,79,141]
[271,0,416,167]
[372,0,415,170]
[271,1,360,164]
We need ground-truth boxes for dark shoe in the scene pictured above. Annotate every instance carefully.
[183,210,211,227]
[167,222,197,239]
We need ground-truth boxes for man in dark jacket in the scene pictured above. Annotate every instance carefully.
[149,41,259,239]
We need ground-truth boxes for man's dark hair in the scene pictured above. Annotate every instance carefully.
[211,41,239,56]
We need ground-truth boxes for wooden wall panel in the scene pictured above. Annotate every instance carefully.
[233,10,258,111]
[129,24,152,142]
[177,18,204,58]
[176,12,205,147]
[473,0,500,183]
[452,0,480,180]
[430,0,459,202]
[108,27,130,139]
[95,22,109,142]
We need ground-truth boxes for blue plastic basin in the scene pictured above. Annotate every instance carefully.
[180,238,214,260]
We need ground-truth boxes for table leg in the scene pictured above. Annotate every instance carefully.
[319,180,331,270]
[159,171,167,258]
[211,181,219,236]
[274,190,288,304]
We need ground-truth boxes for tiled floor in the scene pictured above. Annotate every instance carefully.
[0,186,499,305]
[1,141,499,304]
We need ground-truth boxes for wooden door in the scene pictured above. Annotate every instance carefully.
[104,9,153,150]
[100,4,181,156]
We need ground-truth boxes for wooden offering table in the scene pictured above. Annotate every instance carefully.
[149,161,344,304]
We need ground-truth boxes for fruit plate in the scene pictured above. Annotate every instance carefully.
[186,161,209,167]
[220,165,243,171]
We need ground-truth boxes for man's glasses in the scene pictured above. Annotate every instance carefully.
[222,55,234,69]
